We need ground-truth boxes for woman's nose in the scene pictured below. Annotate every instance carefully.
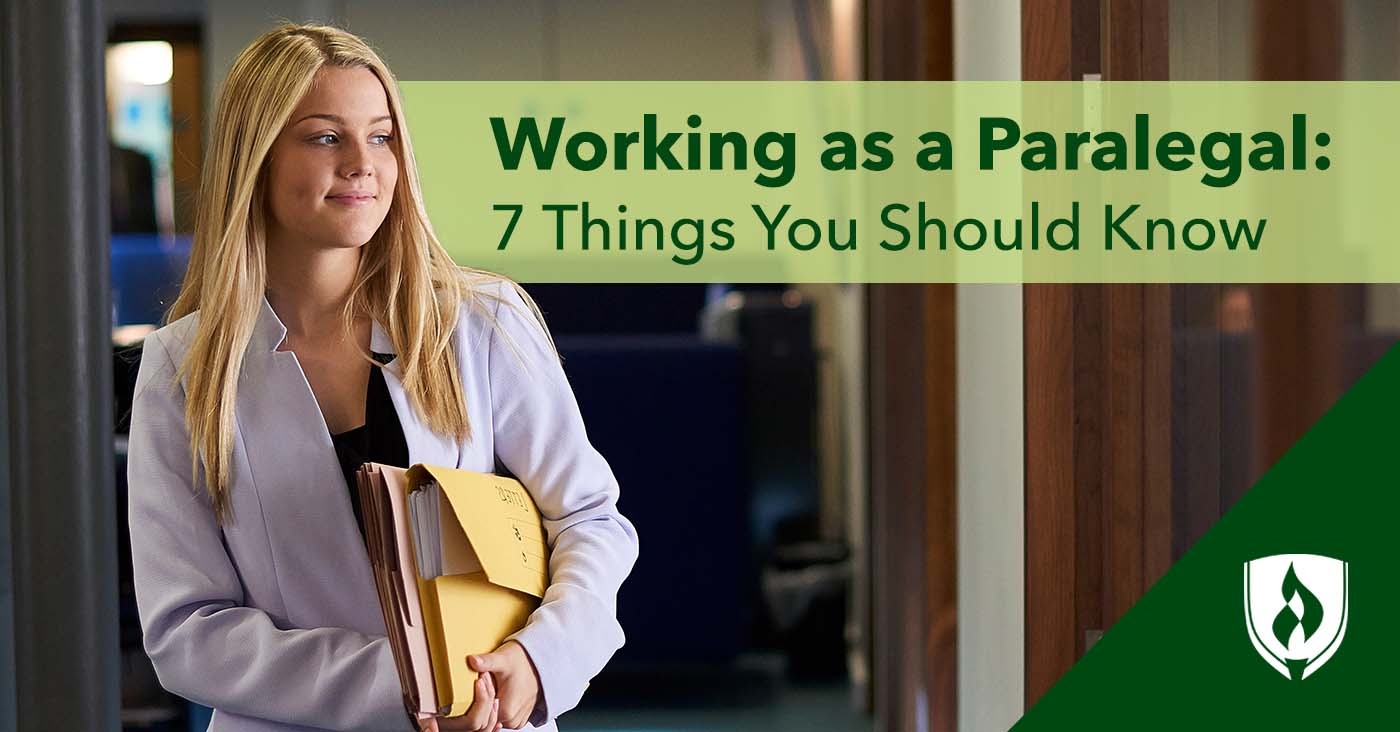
[340,143,374,178]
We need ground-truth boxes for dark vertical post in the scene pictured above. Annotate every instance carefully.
[0,22,13,724]
[868,284,929,732]
[1021,0,1086,707]
[1250,0,1345,481]
[866,0,957,730]
[1,0,120,730]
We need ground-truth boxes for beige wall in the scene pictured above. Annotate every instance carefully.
[205,0,767,87]
[954,0,1025,730]
[1168,0,1252,82]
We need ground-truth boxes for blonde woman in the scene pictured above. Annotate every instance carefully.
[127,24,637,732]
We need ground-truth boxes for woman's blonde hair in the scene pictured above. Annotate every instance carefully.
[167,23,548,524]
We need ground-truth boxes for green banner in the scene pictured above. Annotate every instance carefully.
[400,81,1399,282]
[1013,344,1400,729]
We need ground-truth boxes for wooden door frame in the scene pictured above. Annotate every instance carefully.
[865,1,956,731]
[1021,0,1173,708]
[1250,0,1346,476]
[1020,0,1354,713]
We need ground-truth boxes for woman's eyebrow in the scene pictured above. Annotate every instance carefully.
[294,113,393,125]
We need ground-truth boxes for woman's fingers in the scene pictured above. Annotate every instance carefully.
[486,677,508,729]
[434,672,501,731]
[486,698,500,732]
[502,703,526,731]
[497,695,522,731]
[461,674,495,730]
[497,676,534,728]
[434,714,473,731]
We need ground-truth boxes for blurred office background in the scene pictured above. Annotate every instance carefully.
[103,2,878,732]
[8,1,1400,732]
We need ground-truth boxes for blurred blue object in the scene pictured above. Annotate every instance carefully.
[524,284,710,334]
[555,334,750,665]
[188,703,211,731]
[112,233,191,326]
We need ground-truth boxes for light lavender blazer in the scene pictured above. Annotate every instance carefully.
[127,280,639,732]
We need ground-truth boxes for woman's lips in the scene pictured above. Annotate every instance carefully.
[326,192,375,207]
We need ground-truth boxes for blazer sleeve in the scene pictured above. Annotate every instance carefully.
[486,286,641,727]
[127,330,410,732]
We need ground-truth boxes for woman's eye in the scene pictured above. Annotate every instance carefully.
[306,132,392,145]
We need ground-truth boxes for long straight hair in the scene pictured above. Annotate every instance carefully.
[167,23,549,524]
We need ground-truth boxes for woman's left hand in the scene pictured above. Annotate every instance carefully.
[467,640,541,730]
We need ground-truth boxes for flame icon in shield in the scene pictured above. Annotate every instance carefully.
[1244,554,1349,680]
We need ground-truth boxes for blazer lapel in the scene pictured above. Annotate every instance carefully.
[235,296,383,633]
[369,318,462,470]
[234,298,461,633]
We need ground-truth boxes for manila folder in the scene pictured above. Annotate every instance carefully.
[405,464,550,717]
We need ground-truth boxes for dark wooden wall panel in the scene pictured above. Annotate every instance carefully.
[1254,0,1341,82]
[869,286,928,732]
[1071,286,1103,659]
[1024,0,1172,707]
[1022,0,1072,81]
[1252,287,1345,478]
[1251,1,1345,479]
[1024,285,1077,704]
[1023,0,1082,705]
[1103,0,1170,81]
[1143,284,1173,583]
[922,284,956,732]
[1170,285,1224,560]
[1103,284,1146,625]
[866,1,956,730]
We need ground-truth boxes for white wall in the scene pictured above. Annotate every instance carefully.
[953,0,1024,730]
[954,0,1019,82]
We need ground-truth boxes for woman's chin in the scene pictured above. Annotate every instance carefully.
[313,233,376,250]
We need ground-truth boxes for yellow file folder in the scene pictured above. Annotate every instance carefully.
[356,463,549,719]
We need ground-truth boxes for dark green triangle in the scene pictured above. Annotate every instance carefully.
[1013,343,1399,730]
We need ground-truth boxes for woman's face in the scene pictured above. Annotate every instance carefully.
[264,66,399,251]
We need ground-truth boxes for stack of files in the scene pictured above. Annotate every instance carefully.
[356,463,550,720]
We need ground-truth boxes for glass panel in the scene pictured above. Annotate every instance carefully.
[1166,1,1399,559]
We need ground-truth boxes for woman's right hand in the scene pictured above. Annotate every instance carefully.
[418,672,502,732]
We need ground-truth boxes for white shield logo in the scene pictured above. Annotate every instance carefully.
[1243,553,1348,680]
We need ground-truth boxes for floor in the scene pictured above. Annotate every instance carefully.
[564,684,872,732]
[562,653,874,732]
[154,654,874,732]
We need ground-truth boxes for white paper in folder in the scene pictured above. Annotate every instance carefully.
[409,481,485,580]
